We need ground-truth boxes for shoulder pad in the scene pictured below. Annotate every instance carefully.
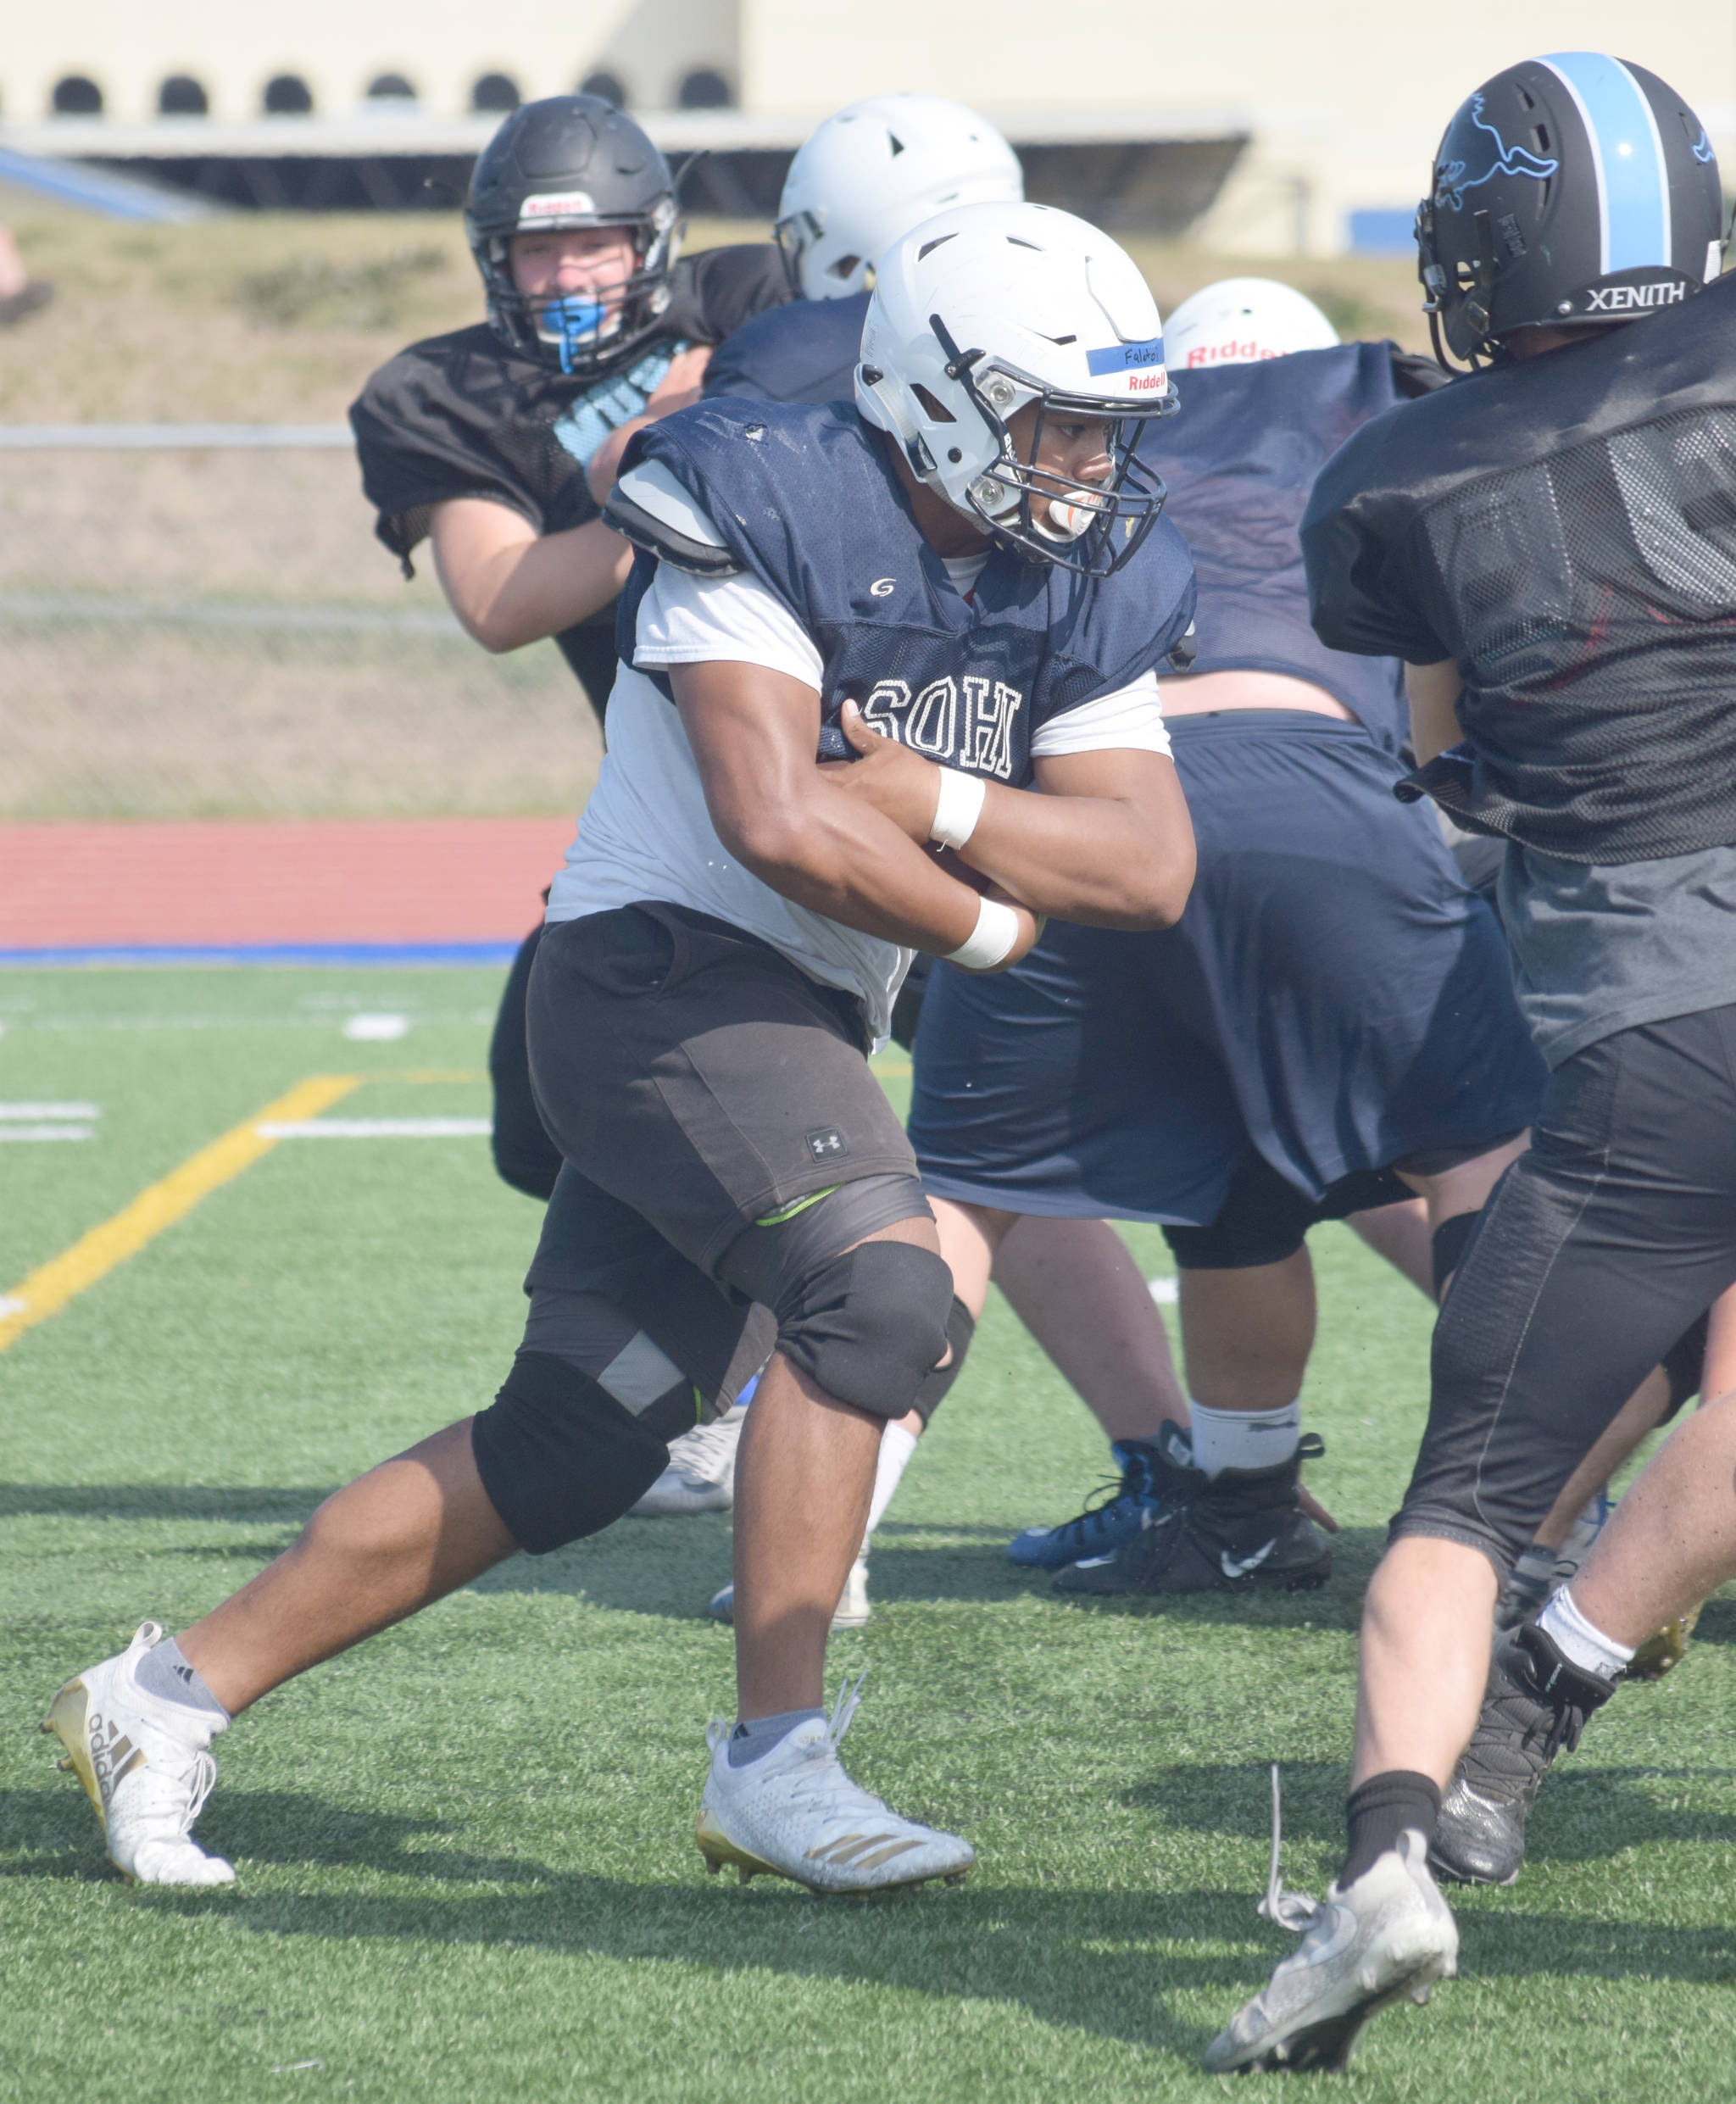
[1390,347,1453,398]
[604,459,743,576]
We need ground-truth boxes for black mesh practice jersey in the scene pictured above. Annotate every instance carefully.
[349,244,789,707]
[1301,274,1736,864]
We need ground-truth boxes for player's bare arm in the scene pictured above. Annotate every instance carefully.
[430,498,632,650]
[827,699,1194,927]
[673,659,1042,965]
[1404,658,1463,765]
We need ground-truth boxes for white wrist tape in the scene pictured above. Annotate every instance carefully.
[929,766,987,851]
[945,895,1021,971]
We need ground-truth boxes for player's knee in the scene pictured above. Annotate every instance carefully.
[470,1350,670,1554]
[774,1241,954,1418]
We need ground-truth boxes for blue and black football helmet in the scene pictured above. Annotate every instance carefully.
[465,95,680,377]
[1416,53,1724,365]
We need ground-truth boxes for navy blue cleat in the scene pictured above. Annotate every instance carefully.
[1006,1423,1194,1569]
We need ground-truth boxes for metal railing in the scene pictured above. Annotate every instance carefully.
[0,427,599,821]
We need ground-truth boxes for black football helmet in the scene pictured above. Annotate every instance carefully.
[465,96,680,377]
[1416,53,1723,367]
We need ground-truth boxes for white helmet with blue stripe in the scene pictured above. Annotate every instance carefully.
[775,94,1022,302]
[1417,53,1724,365]
[854,201,1177,575]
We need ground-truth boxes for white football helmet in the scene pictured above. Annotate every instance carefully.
[856,201,1177,575]
[1163,278,1339,369]
[775,93,1022,301]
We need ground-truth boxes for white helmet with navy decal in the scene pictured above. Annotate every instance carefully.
[1164,278,1339,368]
[855,201,1177,575]
[775,94,1022,301]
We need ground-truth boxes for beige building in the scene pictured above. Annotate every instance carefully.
[3,0,1733,253]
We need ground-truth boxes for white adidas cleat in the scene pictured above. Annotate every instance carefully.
[695,1675,973,1895]
[1203,1827,1457,2073]
[708,1556,871,1632]
[42,1622,235,1887]
[631,1405,745,1516]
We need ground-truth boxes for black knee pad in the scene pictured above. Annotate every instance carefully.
[910,1295,976,1427]
[470,1350,670,1555]
[1431,1211,1481,1299]
[1661,1309,1710,1421]
[775,1242,954,1418]
[1161,1151,1316,1272]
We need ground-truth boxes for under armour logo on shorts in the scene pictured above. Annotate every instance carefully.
[805,1127,849,1161]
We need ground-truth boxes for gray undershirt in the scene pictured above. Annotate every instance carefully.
[1499,841,1736,1066]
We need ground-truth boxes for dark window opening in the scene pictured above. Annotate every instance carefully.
[471,72,520,113]
[677,68,732,110]
[263,74,314,115]
[158,75,209,117]
[580,70,626,109]
[51,75,103,116]
[366,73,417,101]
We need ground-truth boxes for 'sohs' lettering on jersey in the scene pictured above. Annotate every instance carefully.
[858,675,1025,779]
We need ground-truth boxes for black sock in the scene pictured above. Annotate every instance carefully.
[1341,1771,1440,1886]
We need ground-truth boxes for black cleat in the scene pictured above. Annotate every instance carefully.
[1429,1621,1614,1886]
[1053,1435,1331,1596]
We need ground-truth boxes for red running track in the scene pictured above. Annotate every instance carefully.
[0,817,576,952]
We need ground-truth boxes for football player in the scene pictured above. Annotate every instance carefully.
[907,276,1546,1597]
[689,92,1023,1570]
[348,92,787,1205]
[537,93,1023,1527]
[42,203,1197,1894]
[1205,53,1733,2070]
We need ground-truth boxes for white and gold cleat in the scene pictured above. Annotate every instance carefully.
[42,1622,235,1887]
[695,1675,973,1895]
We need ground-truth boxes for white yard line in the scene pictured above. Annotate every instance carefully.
[255,1117,491,1139]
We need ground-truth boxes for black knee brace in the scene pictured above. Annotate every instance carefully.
[470,1350,670,1555]
[910,1295,976,1426]
[1661,1309,1710,1421]
[774,1241,954,1418]
[1431,1211,1481,1299]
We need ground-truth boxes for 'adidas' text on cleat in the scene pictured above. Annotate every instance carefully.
[1005,1425,1194,1569]
[42,1622,235,1887]
[1429,1621,1613,1887]
[632,1404,745,1516]
[695,1674,973,1895]
[1204,1828,1458,2073]
[1054,1436,1330,1596]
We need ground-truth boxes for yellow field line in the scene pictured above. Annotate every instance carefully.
[0,1073,360,1356]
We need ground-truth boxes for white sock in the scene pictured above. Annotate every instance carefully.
[1537,1584,1634,1683]
[1187,1397,1300,1478]
[863,1420,920,1547]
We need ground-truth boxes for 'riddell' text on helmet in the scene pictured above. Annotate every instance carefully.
[1416,52,1722,366]
[774,94,1022,301]
[855,202,1177,577]
[1164,279,1338,368]
[465,95,680,378]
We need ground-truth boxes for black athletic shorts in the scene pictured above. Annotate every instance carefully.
[525,903,921,1287]
[1395,1002,1736,1571]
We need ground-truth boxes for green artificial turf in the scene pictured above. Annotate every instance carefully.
[3,966,1733,2104]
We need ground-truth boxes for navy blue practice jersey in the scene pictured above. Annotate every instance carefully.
[620,398,1197,781]
[1142,343,1444,752]
[701,292,869,409]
